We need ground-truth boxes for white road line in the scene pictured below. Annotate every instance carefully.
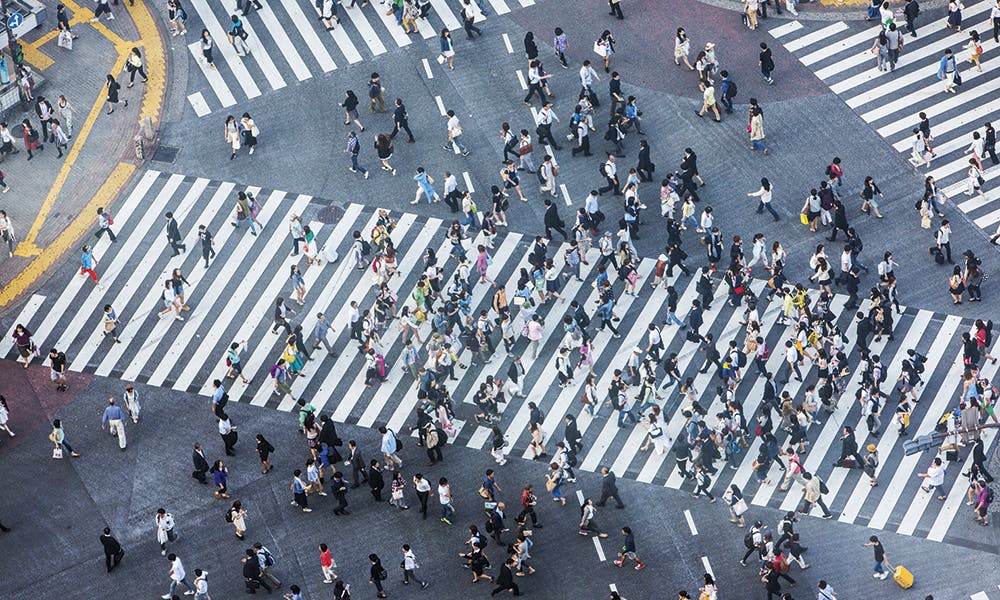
[515,69,527,90]
[783,22,849,53]
[310,3,364,63]
[4,294,45,359]
[189,0,263,98]
[369,0,413,48]
[517,0,534,6]
[796,24,876,67]
[249,2,312,81]
[26,171,161,356]
[502,32,513,54]
[427,0,462,31]
[422,57,433,79]
[560,183,571,206]
[276,0,338,73]
[462,171,475,193]
[186,45,237,108]
[59,175,199,364]
[684,510,698,535]
[215,0,287,90]
[867,315,969,530]
[341,2,388,56]
[970,592,990,600]
[701,556,714,578]
[768,20,803,39]
[487,0,510,15]
[434,95,447,116]
[187,92,212,117]
[837,318,960,524]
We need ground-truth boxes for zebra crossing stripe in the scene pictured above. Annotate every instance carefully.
[250,1,314,81]
[427,0,462,32]
[187,92,213,117]
[768,20,803,39]
[4,294,45,357]
[782,22,848,54]
[487,0,512,14]
[275,0,338,72]
[219,0,288,90]
[189,0,263,98]
[341,2,388,56]
[370,0,413,48]
[186,45,238,108]
[837,319,960,524]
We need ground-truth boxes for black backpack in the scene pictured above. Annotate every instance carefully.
[743,531,755,548]
[225,508,234,523]
[726,81,738,98]
[360,239,372,255]
[737,351,748,368]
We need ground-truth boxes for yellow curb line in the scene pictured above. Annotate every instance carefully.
[0,161,136,307]
[61,0,129,48]
[31,14,92,47]
[125,0,167,123]
[20,42,54,70]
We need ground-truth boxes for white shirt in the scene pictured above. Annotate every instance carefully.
[170,557,186,582]
[218,418,232,435]
[925,463,945,486]
[414,477,431,493]
[447,115,461,134]
[438,484,451,504]
[443,174,458,195]
[579,65,598,87]
[785,345,797,364]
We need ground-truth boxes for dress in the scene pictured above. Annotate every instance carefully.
[947,1,962,27]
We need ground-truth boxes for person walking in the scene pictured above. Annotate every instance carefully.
[101,398,127,450]
[749,107,768,155]
[439,28,455,70]
[597,466,625,508]
[164,212,186,256]
[49,418,79,457]
[345,131,369,178]
[100,527,125,572]
[104,74,128,115]
[759,42,775,83]
[443,110,469,156]
[401,544,429,588]
[124,47,148,87]
[290,469,312,512]
[862,535,890,580]
[192,443,210,484]
[227,500,248,539]
[937,48,959,93]
[391,98,415,142]
[211,460,231,499]
[155,508,176,556]
[162,553,195,599]
[748,177,779,220]
[613,527,645,570]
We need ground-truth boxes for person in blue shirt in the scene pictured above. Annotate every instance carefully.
[614,526,645,570]
[101,397,128,450]
[623,96,645,135]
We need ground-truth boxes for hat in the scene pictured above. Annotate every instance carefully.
[866,443,877,452]
[705,42,715,50]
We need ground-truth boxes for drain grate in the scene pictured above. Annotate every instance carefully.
[151,145,180,163]
[316,205,345,224]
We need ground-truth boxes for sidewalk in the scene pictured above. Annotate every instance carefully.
[0,0,166,315]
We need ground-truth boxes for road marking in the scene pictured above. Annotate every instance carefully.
[188,0,262,98]
[341,1,388,56]
[422,57,434,79]
[187,92,211,117]
[515,69,527,90]
[684,510,698,535]
[768,20,803,38]
[970,593,990,600]
[427,0,462,31]
[276,0,338,72]
[701,556,714,578]
[609,584,618,593]
[559,183,571,206]
[502,32,513,53]
[20,39,54,70]
[251,1,312,81]
[782,22,849,53]
[63,0,128,47]
[487,0,510,14]
[187,43,238,109]
[462,172,475,193]
[3,294,45,344]
[576,490,606,561]
[434,95,447,116]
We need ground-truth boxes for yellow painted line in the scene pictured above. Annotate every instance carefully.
[0,161,136,308]
[32,15,91,47]
[16,47,130,255]
[20,42,54,71]
[818,0,868,5]
[61,0,129,47]
[125,0,166,123]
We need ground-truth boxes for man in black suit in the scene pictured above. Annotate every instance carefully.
[345,440,367,488]
[973,437,994,482]
[762,372,779,417]
[319,415,343,464]
[191,443,209,484]
[100,527,125,572]
[165,212,186,256]
[564,414,583,454]
[596,466,625,508]
[506,357,526,399]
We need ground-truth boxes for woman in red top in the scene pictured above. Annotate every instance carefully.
[974,319,997,364]
[21,119,43,159]
[319,543,337,583]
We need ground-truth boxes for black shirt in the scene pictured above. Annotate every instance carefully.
[871,540,885,562]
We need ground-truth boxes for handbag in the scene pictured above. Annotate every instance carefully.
[593,40,603,55]
[799,213,809,225]
[518,143,533,155]
[436,54,446,64]
[52,447,63,459]
[732,498,748,515]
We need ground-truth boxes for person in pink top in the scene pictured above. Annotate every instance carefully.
[475,245,496,287]
[319,543,337,583]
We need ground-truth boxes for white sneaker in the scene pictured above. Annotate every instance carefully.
[107,14,115,19]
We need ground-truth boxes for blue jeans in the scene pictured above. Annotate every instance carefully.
[757,200,779,218]
[447,137,467,153]
[552,480,564,500]
[169,578,195,595]
[683,215,698,229]
[665,311,686,327]
[927,195,943,214]
[752,140,768,153]
[873,560,885,575]
[617,408,638,427]
[234,216,257,234]
[441,501,455,520]
[351,154,367,175]
[460,211,478,231]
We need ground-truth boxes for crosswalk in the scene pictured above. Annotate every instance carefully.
[180,0,532,117]
[771,2,1000,234]
[7,169,995,545]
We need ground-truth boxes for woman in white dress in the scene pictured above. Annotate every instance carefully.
[966,159,986,201]
[123,384,141,423]
[674,28,694,70]
[0,395,15,436]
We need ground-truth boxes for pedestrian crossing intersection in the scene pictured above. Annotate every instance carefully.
[180,0,535,117]
[6,169,997,546]
[771,2,1000,235]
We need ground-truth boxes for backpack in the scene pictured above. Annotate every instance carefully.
[225,509,234,523]
[379,568,388,580]
[761,344,771,360]
[425,428,440,449]
[261,548,274,567]
[986,320,994,346]
[743,531,755,549]
[725,80,738,98]
[737,351,748,368]
[359,239,372,255]
[988,487,995,503]
[106,213,115,225]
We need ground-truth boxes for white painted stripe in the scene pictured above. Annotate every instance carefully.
[312,216,433,417]
[422,57,433,79]
[60,175,201,365]
[156,201,319,390]
[502,32,513,54]
[868,315,967,530]
[592,534,606,561]
[809,311,932,509]
[768,20,803,39]
[515,69,527,91]
[782,22,849,53]
[111,188,277,380]
[796,24,877,67]
[487,0,510,15]
[434,95,447,116]
[684,509,698,535]
[427,0,462,32]
[881,67,1000,142]
[186,44,237,108]
[908,336,1000,539]
[86,183,249,376]
[26,171,161,357]
[376,234,521,430]
[220,0,287,90]
[701,556,714,578]
[276,0,338,73]
[956,177,1000,212]
[560,183,571,206]
[187,92,212,117]
[416,9,437,40]
[462,171,474,193]
[312,4,364,63]
[837,317,959,524]
[341,2,387,56]
[369,0,413,48]
[4,294,45,361]
[188,0,263,98]
[249,2,312,81]
[467,426,492,450]
[970,592,990,600]
[517,0,534,6]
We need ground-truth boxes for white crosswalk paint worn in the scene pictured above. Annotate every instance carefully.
[189,0,263,99]
[187,92,212,117]
[768,20,803,39]
[186,44,238,109]
[370,0,413,48]
[502,32,513,53]
[4,294,45,355]
[247,1,312,81]
[422,57,433,79]
[782,22,848,53]
[427,0,462,32]
[487,0,511,15]
[778,5,1000,236]
[340,2,387,56]
[275,0,338,73]
[219,0,288,90]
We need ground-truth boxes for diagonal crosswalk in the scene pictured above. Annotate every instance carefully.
[180,0,537,117]
[772,2,1000,234]
[8,169,996,546]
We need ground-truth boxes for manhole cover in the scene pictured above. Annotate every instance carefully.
[316,205,345,224]
[151,145,180,163]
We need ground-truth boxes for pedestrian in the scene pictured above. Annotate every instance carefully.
[290,469,312,512]
[369,553,388,597]
[749,107,768,155]
[163,211,186,256]
[254,543,281,590]
[379,425,403,469]
[862,535,890,580]
[0,396,14,438]
[218,413,238,456]
[438,477,455,524]
[49,418,79,457]
[100,527,125,572]
[331,471,350,515]
[192,443,209,484]
[439,28,455,70]
[195,224,216,268]
[391,98,415,142]
[597,466,625,508]
[609,0,624,18]
[91,0,114,21]
[162,553,195,598]
[255,433,274,474]
[12,324,35,369]
[124,47,148,87]
[759,42,775,83]
[342,90,365,130]
[918,456,948,499]
[242,549,272,593]
[345,130,369,178]
[101,397,127,450]
[240,113,258,155]
[401,544,429,588]
[155,508,176,556]
[613,526,645,570]
[443,109,469,156]
[553,27,569,68]
[411,167,440,204]
[104,74,127,115]
[937,48,959,93]
[748,177,779,220]
[595,30,615,73]
[211,460,231,499]
[227,500,247,539]
[0,211,14,254]
[904,0,920,35]
[800,472,833,518]
[319,0,339,29]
